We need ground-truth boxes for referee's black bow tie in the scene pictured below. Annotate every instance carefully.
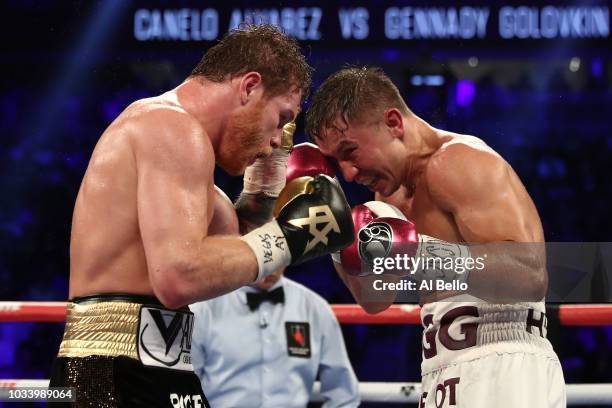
[246,287,285,311]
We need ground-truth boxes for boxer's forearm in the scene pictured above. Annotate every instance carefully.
[467,242,547,302]
[150,235,259,308]
[334,262,396,314]
[234,192,276,234]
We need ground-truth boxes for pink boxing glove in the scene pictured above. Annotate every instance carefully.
[336,201,473,285]
[334,201,417,276]
[286,142,336,182]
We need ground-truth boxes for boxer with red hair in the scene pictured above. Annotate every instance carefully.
[49,26,354,408]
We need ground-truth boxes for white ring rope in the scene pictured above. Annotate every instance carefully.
[2,380,611,405]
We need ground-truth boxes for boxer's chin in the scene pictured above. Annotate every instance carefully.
[217,153,249,176]
[219,106,265,175]
[376,178,400,197]
[217,132,261,175]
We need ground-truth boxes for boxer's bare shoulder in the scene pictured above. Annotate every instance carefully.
[123,97,210,156]
[427,135,506,205]
[435,132,501,157]
[89,95,212,170]
[119,97,216,187]
[425,131,542,243]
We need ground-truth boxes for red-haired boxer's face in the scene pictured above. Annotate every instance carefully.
[316,114,406,197]
[219,88,301,176]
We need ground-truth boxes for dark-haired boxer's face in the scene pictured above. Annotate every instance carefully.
[316,119,405,197]
[218,89,301,176]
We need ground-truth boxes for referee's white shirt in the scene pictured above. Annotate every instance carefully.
[190,277,360,408]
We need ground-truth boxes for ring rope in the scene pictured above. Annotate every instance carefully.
[1,380,611,405]
[1,302,611,325]
[1,302,611,404]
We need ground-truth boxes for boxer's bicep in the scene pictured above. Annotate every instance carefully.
[135,115,214,276]
[209,186,239,236]
[455,168,526,242]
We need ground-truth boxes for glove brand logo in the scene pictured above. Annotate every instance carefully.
[288,205,340,254]
[138,306,194,371]
[358,221,393,264]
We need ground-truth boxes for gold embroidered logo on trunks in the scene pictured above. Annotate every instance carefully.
[137,306,194,371]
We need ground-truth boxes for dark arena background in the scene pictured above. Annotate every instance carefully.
[0,1,611,407]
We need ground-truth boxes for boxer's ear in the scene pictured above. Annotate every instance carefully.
[384,108,404,140]
[240,72,263,105]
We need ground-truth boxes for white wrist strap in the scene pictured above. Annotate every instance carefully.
[240,220,292,282]
[243,149,289,197]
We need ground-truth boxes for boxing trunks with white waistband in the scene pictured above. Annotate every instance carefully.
[49,293,210,408]
[418,295,566,408]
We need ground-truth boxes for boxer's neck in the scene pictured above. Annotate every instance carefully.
[402,116,451,184]
[173,77,239,152]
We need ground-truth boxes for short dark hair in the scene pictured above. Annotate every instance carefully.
[191,24,312,103]
[305,66,410,141]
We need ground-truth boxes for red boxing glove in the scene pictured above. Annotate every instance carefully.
[337,201,473,285]
[286,142,336,182]
[335,201,417,276]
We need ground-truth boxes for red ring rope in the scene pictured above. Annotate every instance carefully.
[1,302,611,325]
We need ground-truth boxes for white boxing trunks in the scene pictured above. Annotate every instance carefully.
[419,295,566,408]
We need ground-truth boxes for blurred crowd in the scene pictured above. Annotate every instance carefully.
[0,59,611,405]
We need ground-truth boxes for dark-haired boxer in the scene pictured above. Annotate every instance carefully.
[305,67,565,407]
[49,26,354,408]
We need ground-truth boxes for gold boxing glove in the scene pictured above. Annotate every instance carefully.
[240,174,354,281]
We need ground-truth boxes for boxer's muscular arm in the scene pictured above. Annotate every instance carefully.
[209,186,239,236]
[428,144,547,302]
[135,110,258,308]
